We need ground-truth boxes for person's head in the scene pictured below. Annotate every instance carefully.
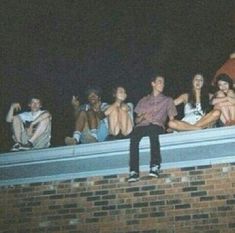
[192,73,204,90]
[216,74,234,93]
[28,97,42,112]
[112,86,127,102]
[151,75,165,93]
[85,86,102,105]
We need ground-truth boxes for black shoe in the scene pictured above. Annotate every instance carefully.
[149,165,160,178]
[10,143,21,152]
[128,171,139,182]
[19,141,33,150]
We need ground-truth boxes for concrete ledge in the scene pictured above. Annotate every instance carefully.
[1,126,235,186]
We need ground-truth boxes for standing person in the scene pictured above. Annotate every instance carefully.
[65,86,109,145]
[212,74,235,126]
[105,86,133,140]
[128,75,177,182]
[6,97,52,151]
[168,73,220,131]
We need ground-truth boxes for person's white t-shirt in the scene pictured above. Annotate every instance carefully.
[18,110,45,123]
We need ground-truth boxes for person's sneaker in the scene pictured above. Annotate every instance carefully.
[19,141,33,150]
[128,171,139,182]
[10,143,21,152]
[149,165,160,178]
[65,137,78,145]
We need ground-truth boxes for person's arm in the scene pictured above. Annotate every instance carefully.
[135,112,147,124]
[104,102,118,116]
[226,90,235,105]
[174,93,188,106]
[6,103,21,123]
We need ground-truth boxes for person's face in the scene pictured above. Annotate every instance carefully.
[152,76,165,93]
[218,80,230,93]
[88,92,100,104]
[29,98,41,112]
[193,74,204,90]
[115,87,127,101]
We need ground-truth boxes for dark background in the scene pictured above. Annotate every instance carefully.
[1,0,235,152]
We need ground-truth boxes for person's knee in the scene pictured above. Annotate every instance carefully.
[212,109,221,119]
[168,120,176,129]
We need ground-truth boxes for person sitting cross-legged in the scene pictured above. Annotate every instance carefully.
[6,97,52,151]
[65,87,109,145]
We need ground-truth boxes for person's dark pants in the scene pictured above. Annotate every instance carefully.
[129,124,164,173]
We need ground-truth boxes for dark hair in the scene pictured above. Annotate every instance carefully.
[150,75,165,83]
[28,96,42,105]
[187,73,210,113]
[215,73,234,90]
[85,86,102,98]
[112,85,126,96]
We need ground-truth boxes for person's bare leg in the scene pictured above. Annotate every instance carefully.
[12,116,24,143]
[168,119,201,131]
[194,109,221,128]
[87,110,99,129]
[107,107,120,136]
[75,111,88,131]
[119,106,133,136]
[29,118,50,143]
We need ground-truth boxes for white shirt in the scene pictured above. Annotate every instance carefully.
[19,110,46,123]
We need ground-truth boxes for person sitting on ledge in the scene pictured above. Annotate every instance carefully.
[105,86,134,140]
[128,75,177,182]
[168,73,220,131]
[65,86,109,145]
[212,74,235,126]
[6,97,52,151]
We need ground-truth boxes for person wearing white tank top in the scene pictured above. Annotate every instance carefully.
[168,73,220,131]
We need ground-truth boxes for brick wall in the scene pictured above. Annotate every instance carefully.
[1,163,235,233]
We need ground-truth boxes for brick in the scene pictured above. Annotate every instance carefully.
[200,196,214,201]
[87,196,100,201]
[150,201,165,206]
[126,187,140,192]
[175,204,191,209]
[94,180,109,185]
[191,191,207,197]
[190,180,205,186]
[85,218,99,223]
[134,192,148,197]
[149,190,165,195]
[102,194,116,200]
[93,211,108,217]
[141,186,156,191]
[95,190,109,195]
[126,220,140,225]
[192,214,209,219]
[80,192,93,197]
[227,199,235,205]
[149,212,165,217]
[94,200,108,206]
[182,187,197,192]
[133,202,148,208]
[175,215,191,221]
[118,204,132,209]
[102,205,116,210]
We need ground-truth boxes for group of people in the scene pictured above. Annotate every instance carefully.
[5,52,235,182]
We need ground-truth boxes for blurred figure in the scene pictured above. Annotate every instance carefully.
[6,97,52,151]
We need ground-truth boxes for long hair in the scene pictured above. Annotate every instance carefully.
[187,73,211,113]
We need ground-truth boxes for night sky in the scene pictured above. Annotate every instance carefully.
[1,1,235,151]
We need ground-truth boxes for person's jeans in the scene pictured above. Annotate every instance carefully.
[129,124,164,173]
